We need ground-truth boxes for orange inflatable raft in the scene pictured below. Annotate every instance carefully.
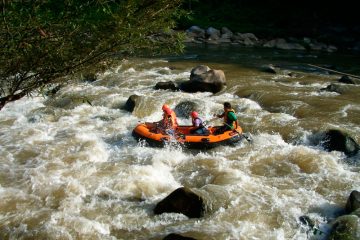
[132,122,244,149]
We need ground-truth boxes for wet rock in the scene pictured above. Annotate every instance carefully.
[329,215,360,240]
[154,187,204,218]
[186,26,205,39]
[261,64,279,74]
[155,81,179,91]
[263,38,305,50]
[174,101,199,118]
[299,215,315,229]
[338,75,356,84]
[190,65,211,80]
[322,130,359,157]
[206,27,220,40]
[221,27,233,39]
[320,83,356,94]
[321,83,342,93]
[346,190,360,214]
[179,65,226,93]
[163,233,197,240]
[123,94,140,112]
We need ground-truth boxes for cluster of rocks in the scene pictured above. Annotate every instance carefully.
[301,190,360,240]
[122,65,360,239]
[156,188,360,239]
[124,65,226,112]
[185,26,338,52]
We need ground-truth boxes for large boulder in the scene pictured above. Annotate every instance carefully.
[346,190,360,214]
[322,130,359,157]
[154,187,204,218]
[179,65,226,93]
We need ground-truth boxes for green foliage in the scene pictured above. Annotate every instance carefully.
[0,0,185,109]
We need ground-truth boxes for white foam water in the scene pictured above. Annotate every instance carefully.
[0,55,359,240]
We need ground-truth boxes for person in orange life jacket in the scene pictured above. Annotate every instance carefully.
[189,111,209,135]
[158,104,178,134]
[213,102,237,135]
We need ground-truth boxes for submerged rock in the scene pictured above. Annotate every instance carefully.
[123,94,140,112]
[261,64,279,74]
[154,187,204,218]
[174,101,199,118]
[321,83,343,93]
[299,215,315,229]
[155,81,179,91]
[307,130,359,158]
[163,233,197,240]
[338,75,357,84]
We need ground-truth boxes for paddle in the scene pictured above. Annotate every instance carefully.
[223,122,252,143]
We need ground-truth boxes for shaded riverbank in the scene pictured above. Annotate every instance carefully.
[178,0,360,51]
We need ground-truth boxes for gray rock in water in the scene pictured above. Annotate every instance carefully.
[154,187,204,218]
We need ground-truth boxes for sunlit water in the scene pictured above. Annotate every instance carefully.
[1,45,360,240]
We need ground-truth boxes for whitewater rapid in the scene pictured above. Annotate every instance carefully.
[1,48,359,239]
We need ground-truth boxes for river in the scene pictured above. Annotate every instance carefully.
[0,44,359,239]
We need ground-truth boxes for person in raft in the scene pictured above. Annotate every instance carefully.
[157,104,178,134]
[147,104,178,134]
[213,102,237,135]
[189,111,209,135]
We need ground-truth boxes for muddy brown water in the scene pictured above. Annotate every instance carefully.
[0,44,359,239]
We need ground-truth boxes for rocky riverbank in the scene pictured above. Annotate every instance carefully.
[183,25,360,53]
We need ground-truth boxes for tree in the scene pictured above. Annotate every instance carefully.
[0,0,185,110]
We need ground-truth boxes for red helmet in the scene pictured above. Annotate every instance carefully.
[191,111,198,118]
[162,104,170,111]
[164,108,172,115]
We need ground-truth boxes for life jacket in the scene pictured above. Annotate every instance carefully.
[224,108,237,129]
[192,117,204,128]
[162,111,178,129]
